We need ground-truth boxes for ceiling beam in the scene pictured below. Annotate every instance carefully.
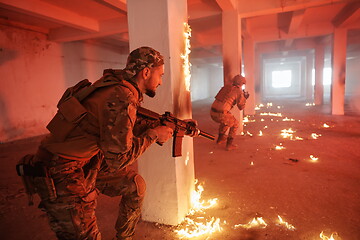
[0,0,99,32]
[332,2,360,28]
[252,21,334,43]
[237,0,344,18]
[287,10,305,34]
[215,0,237,11]
[93,0,127,13]
[49,16,127,42]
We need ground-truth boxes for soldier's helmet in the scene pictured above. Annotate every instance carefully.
[232,74,246,86]
[123,46,164,79]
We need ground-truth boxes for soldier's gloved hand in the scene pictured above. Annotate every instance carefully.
[153,125,173,145]
[243,90,250,99]
[183,119,199,137]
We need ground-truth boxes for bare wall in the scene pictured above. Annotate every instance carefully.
[0,24,127,143]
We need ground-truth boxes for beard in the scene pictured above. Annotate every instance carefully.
[145,89,156,98]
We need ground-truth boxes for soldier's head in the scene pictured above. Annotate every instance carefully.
[232,74,246,86]
[123,46,164,98]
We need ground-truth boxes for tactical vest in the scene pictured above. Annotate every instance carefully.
[215,85,233,102]
[46,69,140,142]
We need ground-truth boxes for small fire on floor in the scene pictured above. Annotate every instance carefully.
[174,180,222,239]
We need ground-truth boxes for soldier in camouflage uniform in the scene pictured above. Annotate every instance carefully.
[32,46,173,240]
[210,74,248,151]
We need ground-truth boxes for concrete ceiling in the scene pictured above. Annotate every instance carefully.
[0,0,359,63]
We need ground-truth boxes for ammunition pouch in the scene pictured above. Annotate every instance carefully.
[46,96,88,142]
[16,154,57,205]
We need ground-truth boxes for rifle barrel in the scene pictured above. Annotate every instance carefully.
[199,130,215,140]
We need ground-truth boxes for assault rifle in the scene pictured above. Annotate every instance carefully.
[137,107,215,157]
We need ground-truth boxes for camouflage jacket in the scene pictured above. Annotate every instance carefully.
[213,85,247,112]
[42,73,158,170]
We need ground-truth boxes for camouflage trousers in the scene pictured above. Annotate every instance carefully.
[35,155,145,240]
[210,110,239,139]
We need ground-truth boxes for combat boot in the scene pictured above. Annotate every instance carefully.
[216,134,227,144]
[226,138,238,151]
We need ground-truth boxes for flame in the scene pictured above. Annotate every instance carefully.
[175,180,222,238]
[267,102,273,107]
[306,103,315,106]
[260,112,283,117]
[276,215,296,231]
[175,217,222,239]
[320,231,338,240]
[250,161,254,165]
[323,123,330,128]
[282,117,295,121]
[280,128,303,140]
[246,131,253,137]
[244,116,255,123]
[311,133,322,139]
[310,155,318,161]
[190,182,218,213]
[258,130,263,136]
[280,128,295,138]
[181,22,192,92]
[234,217,268,229]
[261,119,265,122]
[275,144,285,150]
[263,125,268,129]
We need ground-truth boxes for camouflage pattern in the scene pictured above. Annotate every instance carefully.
[211,78,247,141]
[122,46,164,80]
[35,46,163,240]
[232,74,246,86]
[210,111,239,139]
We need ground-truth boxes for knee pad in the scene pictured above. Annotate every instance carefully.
[133,174,146,197]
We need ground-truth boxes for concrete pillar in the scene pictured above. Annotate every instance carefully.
[222,10,243,133]
[127,0,195,225]
[314,44,325,105]
[305,53,314,101]
[331,28,347,115]
[244,36,256,115]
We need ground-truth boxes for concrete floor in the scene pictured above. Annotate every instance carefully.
[0,99,359,240]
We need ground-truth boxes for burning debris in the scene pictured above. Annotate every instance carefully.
[280,128,303,140]
[310,155,319,161]
[175,217,222,239]
[320,231,338,240]
[311,133,322,139]
[282,117,295,121]
[260,112,283,117]
[234,217,268,229]
[175,180,222,239]
[276,215,296,231]
[274,144,285,150]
